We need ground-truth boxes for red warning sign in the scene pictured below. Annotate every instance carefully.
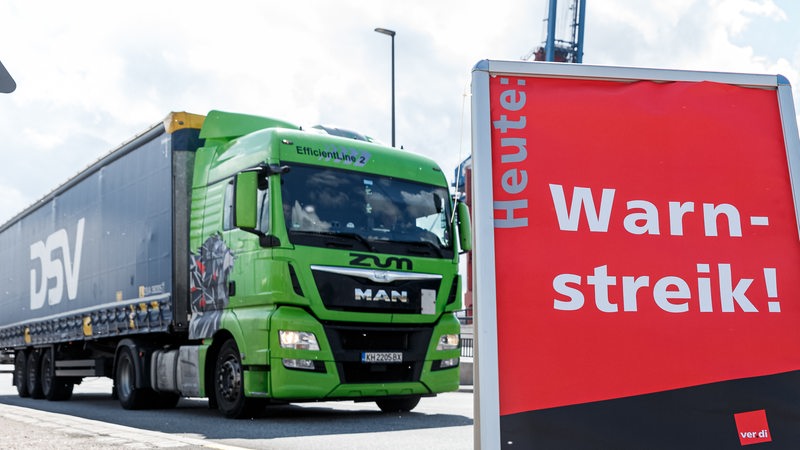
[488,74,800,416]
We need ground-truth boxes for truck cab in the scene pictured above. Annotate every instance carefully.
[182,111,470,417]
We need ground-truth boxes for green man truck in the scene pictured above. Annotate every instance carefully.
[0,111,471,418]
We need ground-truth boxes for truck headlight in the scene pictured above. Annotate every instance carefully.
[279,330,320,350]
[436,333,459,351]
[282,358,316,370]
[435,357,460,370]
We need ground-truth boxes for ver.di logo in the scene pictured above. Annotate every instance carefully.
[734,409,772,446]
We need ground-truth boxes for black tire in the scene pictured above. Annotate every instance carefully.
[214,339,264,419]
[376,396,421,413]
[26,350,44,399]
[41,348,74,401]
[115,347,156,410]
[14,351,30,398]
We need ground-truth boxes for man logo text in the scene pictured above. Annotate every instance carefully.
[355,288,408,303]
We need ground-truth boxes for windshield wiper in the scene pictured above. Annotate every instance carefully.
[333,232,377,252]
[292,230,376,252]
[390,239,444,258]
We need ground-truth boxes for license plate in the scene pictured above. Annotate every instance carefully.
[361,352,403,363]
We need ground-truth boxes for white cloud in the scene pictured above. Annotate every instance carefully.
[585,0,799,119]
[711,0,786,36]
[0,0,799,225]
[0,184,30,226]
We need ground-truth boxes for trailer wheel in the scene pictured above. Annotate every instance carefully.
[26,350,45,399]
[14,351,30,398]
[41,348,73,401]
[375,395,421,413]
[115,347,156,409]
[214,339,264,419]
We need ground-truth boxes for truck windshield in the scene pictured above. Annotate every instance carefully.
[281,163,453,258]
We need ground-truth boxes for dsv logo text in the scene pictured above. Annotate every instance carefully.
[30,218,85,310]
[349,252,412,270]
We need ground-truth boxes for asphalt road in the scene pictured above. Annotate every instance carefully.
[0,367,474,449]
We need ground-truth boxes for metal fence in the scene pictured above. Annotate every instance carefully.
[456,307,473,325]
[461,337,474,358]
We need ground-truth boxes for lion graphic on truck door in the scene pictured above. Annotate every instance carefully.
[188,234,234,339]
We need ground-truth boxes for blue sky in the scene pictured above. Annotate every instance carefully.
[0,0,798,224]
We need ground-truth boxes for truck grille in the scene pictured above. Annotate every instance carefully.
[323,323,433,384]
[311,266,442,314]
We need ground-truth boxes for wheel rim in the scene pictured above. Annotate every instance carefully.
[217,356,242,403]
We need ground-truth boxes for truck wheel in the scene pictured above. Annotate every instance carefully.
[41,348,73,401]
[14,351,30,398]
[115,347,156,409]
[214,339,264,419]
[376,396,421,413]
[26,350,45,399]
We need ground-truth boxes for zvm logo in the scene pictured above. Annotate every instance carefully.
[30,218,86,310]
[349,252,412,270]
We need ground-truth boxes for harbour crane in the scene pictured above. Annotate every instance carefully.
[523,0,586,63]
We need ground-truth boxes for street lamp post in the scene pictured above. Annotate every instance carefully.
[374,27,395,147]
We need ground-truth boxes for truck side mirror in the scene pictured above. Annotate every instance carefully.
[234,171,258,230]
[456,201,472,253]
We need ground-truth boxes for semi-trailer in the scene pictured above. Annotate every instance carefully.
[0,110,471,418]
